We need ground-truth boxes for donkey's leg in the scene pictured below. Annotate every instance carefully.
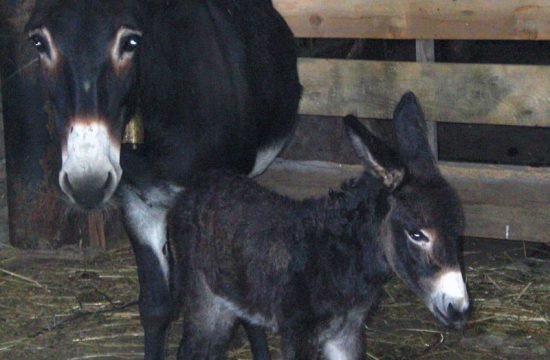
[279,326,319,360]
[242,321,271,360]
[120,184,180,360]
[178,275,237,359]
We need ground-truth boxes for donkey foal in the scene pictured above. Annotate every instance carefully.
[168,92,470,359]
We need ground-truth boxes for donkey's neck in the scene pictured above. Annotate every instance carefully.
[301,177,391,311]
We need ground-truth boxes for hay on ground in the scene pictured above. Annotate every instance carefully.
[0,244,548,359]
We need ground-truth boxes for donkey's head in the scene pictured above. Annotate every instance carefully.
[344,92,469,329]
[26,0,145,209]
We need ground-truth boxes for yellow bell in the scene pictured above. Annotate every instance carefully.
[123,113,144,146]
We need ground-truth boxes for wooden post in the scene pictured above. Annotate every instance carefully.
[415,39,438,159]
[88,211,106,250]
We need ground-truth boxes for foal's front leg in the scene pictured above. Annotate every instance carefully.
[120,183,271,359]
[120,184,180,360]
[321,312,367,360]
[280,326,320,360]
[178,275,238,359]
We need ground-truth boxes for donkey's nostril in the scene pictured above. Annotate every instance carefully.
[102,172,113,193]
[60,172,116,210]
[62,173,74,194]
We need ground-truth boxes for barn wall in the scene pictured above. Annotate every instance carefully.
[269,0,550,243]
[0,0,548,246]
[274,0,550,40]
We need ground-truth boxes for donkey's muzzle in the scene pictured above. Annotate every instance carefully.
[60,171,117,209]
[429,270,470,329]
[59,120,122,209]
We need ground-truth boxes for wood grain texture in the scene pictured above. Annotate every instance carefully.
[298,59,550,127]
[256,159,550,243]
[274,0,550,40]
[463,204,548,243]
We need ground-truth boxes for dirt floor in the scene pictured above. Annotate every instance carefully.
[0,238,548,360]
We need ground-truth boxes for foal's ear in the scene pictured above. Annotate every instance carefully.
[343,115,404,190]
[393,92,440,181]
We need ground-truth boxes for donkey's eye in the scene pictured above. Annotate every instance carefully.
[120,34,141,54]
[406,230,429,243]
[30,34,49,55]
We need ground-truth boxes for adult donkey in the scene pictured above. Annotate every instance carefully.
[25,0,301,358]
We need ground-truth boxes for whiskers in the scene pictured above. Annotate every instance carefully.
[91,199,121,226]
[1,57,39,87]
[60,192,121,218]
[59,192,122,249]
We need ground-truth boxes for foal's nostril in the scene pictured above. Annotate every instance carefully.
[447,302,462,322]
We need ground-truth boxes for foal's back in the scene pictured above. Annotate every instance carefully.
[170,170,307,304]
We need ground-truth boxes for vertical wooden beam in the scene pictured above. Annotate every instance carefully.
[415,39,435,62]
[88,211,106,250]
[415,39,438,159]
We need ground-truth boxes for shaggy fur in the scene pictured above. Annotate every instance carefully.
[170,170,388,358]
[168,93,470,359]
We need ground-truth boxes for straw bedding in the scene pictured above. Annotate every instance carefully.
[0,242,548,359]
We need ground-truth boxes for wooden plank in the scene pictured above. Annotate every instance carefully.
[298,59,550,127]
[463,204,548,243]
[274,0,550,40]
[256,159,550,243]
[258,160,550,207]
[440,162,550,207]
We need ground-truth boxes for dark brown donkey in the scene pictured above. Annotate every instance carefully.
[25,0,301,358]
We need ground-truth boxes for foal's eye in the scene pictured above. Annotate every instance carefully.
[406,230,429,243]
[120,34,141,54]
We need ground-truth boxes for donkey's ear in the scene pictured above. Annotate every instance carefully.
[25,0,56,31]
[393,92,440,180]
[343,115,404,190]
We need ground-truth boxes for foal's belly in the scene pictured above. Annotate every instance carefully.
[213,294,279,332]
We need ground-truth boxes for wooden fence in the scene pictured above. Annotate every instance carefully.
[274,0,550,40]
[1,1,548,246]
[257,0,550,243]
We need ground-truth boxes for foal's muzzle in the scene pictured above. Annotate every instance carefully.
[59,119,122,209]
[428,270,470,329]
